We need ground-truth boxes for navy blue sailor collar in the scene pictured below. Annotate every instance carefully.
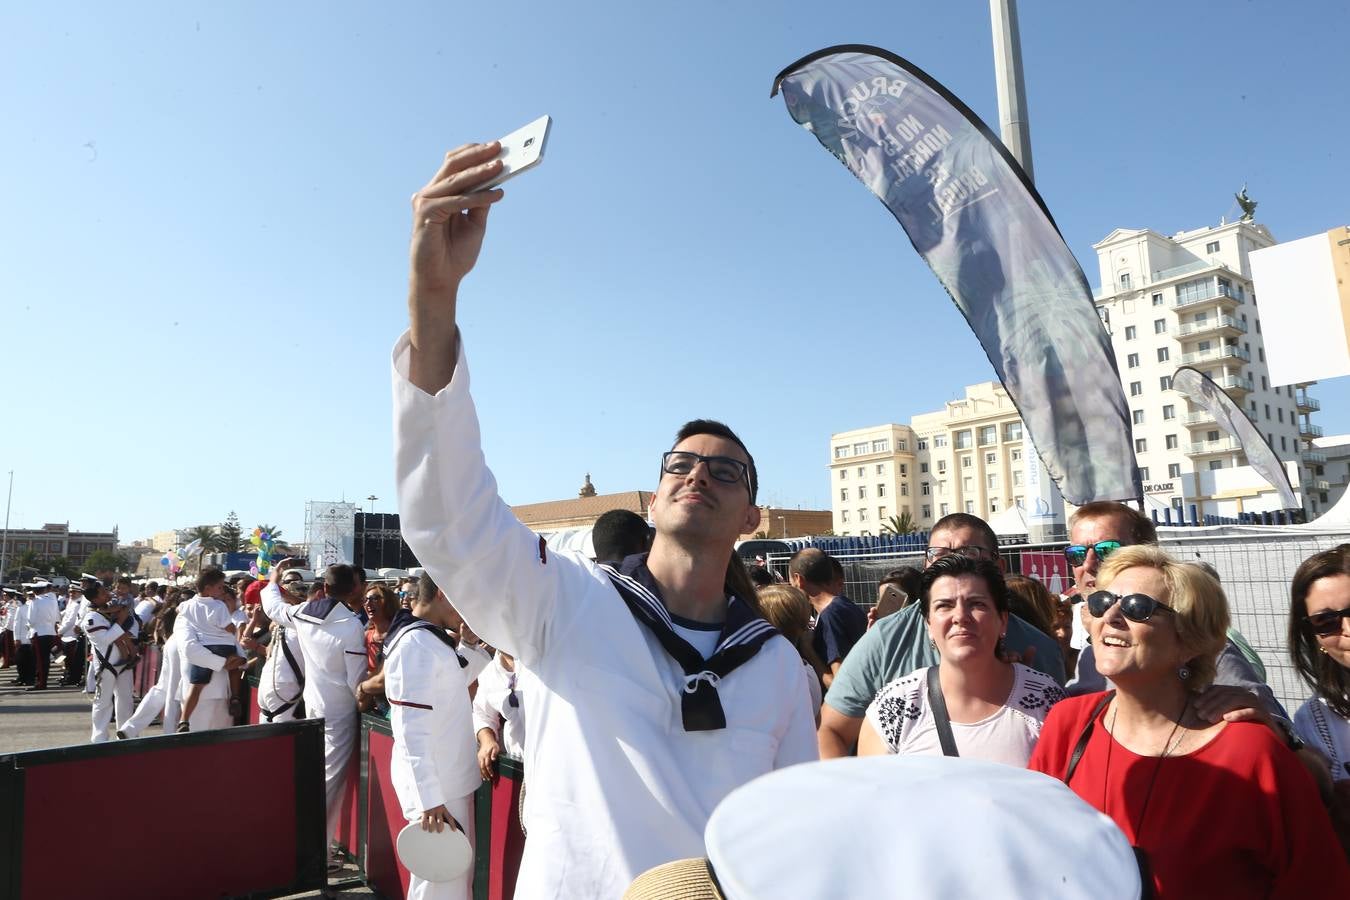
[612,552,765,645]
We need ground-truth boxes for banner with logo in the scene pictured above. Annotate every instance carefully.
[1171,366,1298,509]
[772,45,1140,505]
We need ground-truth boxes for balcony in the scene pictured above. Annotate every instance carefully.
[1180,345,1250,367]
[1300,422,1325,439]
[1296,392,1321,413]
[1305,479,1331,492]
[1183,411,1216,427]
[1172,315,1247,340]
[1186,437,1243,457]
[1172,282,1245,313]
[1303,449,1328,465]
[1212,375,1253,397]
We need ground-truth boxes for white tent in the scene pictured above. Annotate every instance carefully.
[988,503,1028,537]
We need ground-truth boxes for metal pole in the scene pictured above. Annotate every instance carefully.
[990,0,1034,181]
[0,471,12,584]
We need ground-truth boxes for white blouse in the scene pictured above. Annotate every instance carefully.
[472,652,527,758]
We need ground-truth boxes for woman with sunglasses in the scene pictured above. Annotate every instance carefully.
[1030,545,1350,898]
[1289,546,1350,814]
[857,554,1065,764]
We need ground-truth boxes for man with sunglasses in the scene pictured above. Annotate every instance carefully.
[1063,502,1298,744]
[391,143,817,898]
[818,513,1066,759]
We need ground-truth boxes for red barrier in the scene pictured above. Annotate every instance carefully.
[481,761,525,900]
[0,720,326,900]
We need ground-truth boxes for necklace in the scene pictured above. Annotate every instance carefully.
[1102,697,1190,842]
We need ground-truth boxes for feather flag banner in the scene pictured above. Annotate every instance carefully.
[772,45,1140,504]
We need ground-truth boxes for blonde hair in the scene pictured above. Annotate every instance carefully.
[757,584,827,680]
[1097,545,1230,691]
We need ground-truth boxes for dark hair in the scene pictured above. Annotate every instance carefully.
[324,564,357,601]
[788,548,833,588]
[919,555,1008,619]
[592,510,651,565]
[881,566,924,600]
[353,567,368,585]
[1289,544,1350,718]
[115,576,133,588]
[749,567,775,587]
[198,568,226,592]
[417,571,439,606]
[672,419,758,503]
[1003,574,1056,637]
[1069,501,1157,546]
[930,513,999,555]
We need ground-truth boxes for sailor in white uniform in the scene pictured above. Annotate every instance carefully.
[85,584,138,742]
[256,573,307,723]
[262,560,367,845]
[383,575,480,900]
[473,650,526,773]
[392,144,818,898]
[26,582,61,691]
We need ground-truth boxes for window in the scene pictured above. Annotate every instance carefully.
[917,439,929,451]
[1004,422,1023,441]
[1209,460,1223,471]
[963,477,974,492]
[933,436,948,448]
[937,460,947,473]
[990,498,999,513]
[1256,319,1262,333]
[841,510,850,523]
[840,469,847,480]
[857,466,865,477]
[1264,404,1271,420]
[1280,435,1287,451]
[858,485,867,499]
[1159,375,1172,391]
[1014,495,1024,508]
[985,452,996,465]
[900,484,909,496]
[962,456,973,468]
[1206,240,1220,254]
[1165,434,1178,450]
[1261,375,1268,390]
[834,446,849,459]
[1013,470,1024,485]
[1139,467,1150,481]
[922,505,931,519]
[986,474,998,489]
[876,463,886,476]
[853,442,868,455]
[1135,438,1147,453]
[1010,448,1022,462]
[1133,410,1145,425]
[954,430,972,449]
[1258,347,1265,362]
[1120,272,1132,289]
[1125,325,1137,341]
[1272,385,1279,395]
[978,425,997,446]
[898,464,907,476]
[920,462,929,473]
[872,439,889,453]
[1127,353,1140,368]
[897,440,907,451]
[939,480,948,495]
[1168,463,1182,478]
[1197,340,1211,352]
[1278,408,1284,423]
[840,488,848,501]
[1157,347,1170,363]
[1130,381,1143,396]
[876,484,886,498]
[858,508,868,522]
[1152,292,1164,306]
[878,507,887,520]
[1207,430,1219,441]
[1154,318,1167,334]
[965,500,975,514]
[921,482,930,495]
[939,503,950,516]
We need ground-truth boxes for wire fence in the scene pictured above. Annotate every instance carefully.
[766,528,1350,715]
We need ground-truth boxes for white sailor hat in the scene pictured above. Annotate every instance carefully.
[629,756,1140,900]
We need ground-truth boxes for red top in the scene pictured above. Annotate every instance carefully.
[1029,692,1350,899]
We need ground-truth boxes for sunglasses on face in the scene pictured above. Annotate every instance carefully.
[1304,607,1350,637]
[924,544,996,563]
[661,451,752,499]
[1064,540,1123,567]
[1086,589,1174,623]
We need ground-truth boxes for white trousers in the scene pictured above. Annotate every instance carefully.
[322,707,358,843]
[90,670,134,743]
[187,697,231,733]
[120,678,182,738]
[405,794,475,900]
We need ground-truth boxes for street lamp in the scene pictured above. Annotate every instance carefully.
[776,516,787,538]
[367,495,378,516]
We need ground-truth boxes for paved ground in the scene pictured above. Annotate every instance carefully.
[0,662,376,898]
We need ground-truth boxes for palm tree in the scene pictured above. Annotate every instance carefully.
[254,524,283,541]
[881,512,917,536]
[185,525,223,553]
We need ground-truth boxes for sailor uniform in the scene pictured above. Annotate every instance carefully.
[392,333,819,899]
[257,620,306,723]
[28,590,61,687]
[472,652,526,759]
[177,598,235,733]
[119,629,183,738]
[385,618,480,900]
[261,582,367,842]
[11,601,32,685]
[87,608,136,742]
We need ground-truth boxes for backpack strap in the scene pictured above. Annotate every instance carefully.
[926,666,959,758]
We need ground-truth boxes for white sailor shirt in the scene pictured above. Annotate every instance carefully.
[472,652,526,759]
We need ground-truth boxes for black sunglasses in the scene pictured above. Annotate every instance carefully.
[1086,589,1174,623]
[1064,540,1123,567]
[661,451,752,500]
[1304,607,1350,637]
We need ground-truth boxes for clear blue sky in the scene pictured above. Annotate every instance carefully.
[2,1,1346,544]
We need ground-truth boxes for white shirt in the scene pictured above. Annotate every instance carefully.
[180,597,235,647]
[385,621,481,815]
[392,332,818,899]
[28,591,60,638]
[1294,695,1350,783]
[178,597,235,700]
[134,598,159,628]
[472,652,527,758]
[85,607,131,673]
[865,664,1065,767]
[459,640,492,684]
[260,583,366,720]
[11,602,30,642]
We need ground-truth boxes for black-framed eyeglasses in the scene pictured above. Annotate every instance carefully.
[1304,607,1350,637]
[661,451,752,499]
[925,544,996,563]
[364,593,382,602]
[1064,540,1123,567]
[1086,589,1174,623]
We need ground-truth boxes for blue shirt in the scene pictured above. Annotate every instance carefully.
[812,595,868,666]
[824,602,1065,718]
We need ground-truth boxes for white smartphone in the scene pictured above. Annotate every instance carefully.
[476,115,551,191]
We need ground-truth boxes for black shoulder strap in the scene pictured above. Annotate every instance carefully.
[1064,691,1115,785]
[926,666,959,758]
